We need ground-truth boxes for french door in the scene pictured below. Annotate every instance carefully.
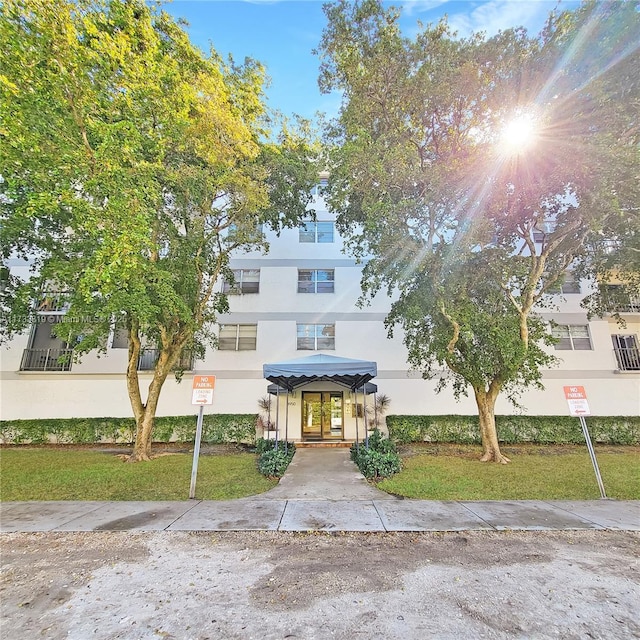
[302,392,344,440]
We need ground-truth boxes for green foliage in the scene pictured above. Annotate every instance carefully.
[0,448,277,501]
[386,415,640,446]
[0,415,257,445]
[351,429,401,479]
[255,437,296,455]
[387,415,479,445]
[0,0,317,459]
[378,444,640,501]
[257,440,296,478]
[317,0,640,460]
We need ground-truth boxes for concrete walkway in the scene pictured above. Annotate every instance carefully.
[1,448,638,533]
[256,448,395,500]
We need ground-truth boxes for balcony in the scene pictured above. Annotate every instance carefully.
[614,296,640,314]
[601,285,640,314]
[137,349,194,371]
[613,347,640,372]
[37,292,71,313]
[20,348,74,372]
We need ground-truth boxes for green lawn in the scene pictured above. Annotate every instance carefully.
[2,444,638,502]
[378,444,640,500]
[0,447,277,501]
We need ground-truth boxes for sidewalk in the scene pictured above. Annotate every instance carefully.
[1,448,638,533]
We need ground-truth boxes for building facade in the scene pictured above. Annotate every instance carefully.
[1,187,639,437]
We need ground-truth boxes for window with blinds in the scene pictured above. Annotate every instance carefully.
[219,324,257,350]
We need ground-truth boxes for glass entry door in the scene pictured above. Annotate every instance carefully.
[302,392,343,440]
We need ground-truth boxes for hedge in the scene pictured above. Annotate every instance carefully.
[350,429,401,479]
[256,438,296,477]
[386,415,640,446]
[0,414,258,446]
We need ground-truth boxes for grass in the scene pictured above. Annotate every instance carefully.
[0,446,278,501]
[2,443,638,502]
[378,444,640,500]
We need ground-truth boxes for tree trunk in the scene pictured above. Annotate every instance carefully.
[124,319,190,462]
[127,366,171,462]
[129,405,155,462]
[126,338,177,462]
[473,385,510,464]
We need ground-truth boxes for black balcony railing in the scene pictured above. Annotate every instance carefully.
[20,348,74,372]
[137,349,194,371]
[614,347,640,371]
[36,292,71,312]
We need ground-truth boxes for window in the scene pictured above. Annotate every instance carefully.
[223,269,260,294]
[612,335,640,371]
[219,324,257,351]
[297,323,335,350]
[111,326,129,349]
[298,269,334,293]
[310,176,328,197]
[549,272,581,294]
[552,325,592,350]
[227,222,263,241]
[136,348,194,371]
[533,221,555,243]
[299,221,334,243]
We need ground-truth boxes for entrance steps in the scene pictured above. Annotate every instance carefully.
[295,440,355,448]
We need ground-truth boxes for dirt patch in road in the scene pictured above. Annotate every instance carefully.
[2,530,639,639]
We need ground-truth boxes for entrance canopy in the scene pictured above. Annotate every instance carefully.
[263,354,377,392]
[267,382,377,396]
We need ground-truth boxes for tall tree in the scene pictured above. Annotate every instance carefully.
[0,0,317,461]
[316,0,639,462]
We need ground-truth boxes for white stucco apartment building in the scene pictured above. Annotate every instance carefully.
[1,187,639,440]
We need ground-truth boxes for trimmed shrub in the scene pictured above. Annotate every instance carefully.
[351,429,401,479]
[257,438,296,477]
[386,414,640,445]
[0,414,258,446]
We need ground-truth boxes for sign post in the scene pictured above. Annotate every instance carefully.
[563,386,606,499]
[189,375,215,499]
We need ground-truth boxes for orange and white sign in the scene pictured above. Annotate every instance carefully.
[192,375,216,405]
[563,385,590,416]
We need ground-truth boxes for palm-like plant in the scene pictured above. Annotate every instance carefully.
[367,393,391,433]
[257,395,274,431]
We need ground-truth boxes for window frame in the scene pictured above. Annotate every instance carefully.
[299,221,334,244]
[223,269,260,295]
[612,334,640,371]
[549,272,581,295]
[218,323,257,351]
[310,177,329,198]
[296,323,336,350]
[297,269,335,294]
[552,324,592,350]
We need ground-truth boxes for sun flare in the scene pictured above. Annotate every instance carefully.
[500,113,538,154]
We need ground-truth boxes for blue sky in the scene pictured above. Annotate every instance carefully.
[161,0,581,121]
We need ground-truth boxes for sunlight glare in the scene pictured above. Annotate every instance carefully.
[500,113,538,155]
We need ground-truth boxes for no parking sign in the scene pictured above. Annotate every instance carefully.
[563,385,606,498]
[192,375,215,405]
[563,385,590,417]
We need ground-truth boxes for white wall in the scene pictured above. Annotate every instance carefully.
[2,196,638,425]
